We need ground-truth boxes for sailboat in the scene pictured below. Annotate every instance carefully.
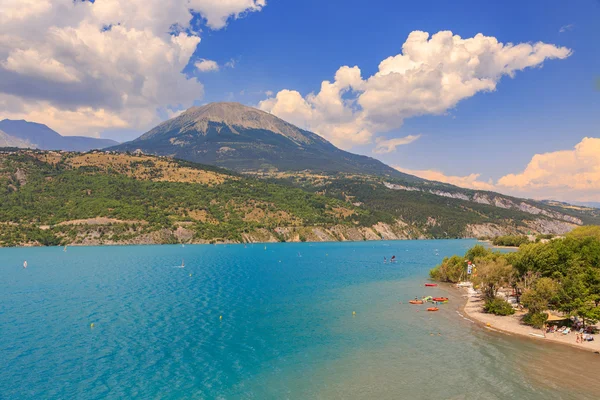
[391,255,396,262]
[23,260,28,269]
[63,245,68,252]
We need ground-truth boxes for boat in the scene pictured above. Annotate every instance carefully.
[432,297,449,302]
[409,300,424,304]
[425,283,438,287]
[23,260,27,269]
[427,307,439,312]
[422,296,433,302]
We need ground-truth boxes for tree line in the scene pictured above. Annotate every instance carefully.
[430,226,600,328]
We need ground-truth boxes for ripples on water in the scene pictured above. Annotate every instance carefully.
[1,240,598,399]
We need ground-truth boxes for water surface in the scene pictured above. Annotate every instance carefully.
[1,240,598,399]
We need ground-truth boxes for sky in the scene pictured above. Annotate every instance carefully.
[0,0,599,202]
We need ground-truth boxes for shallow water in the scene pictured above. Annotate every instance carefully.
[1,240,598,399]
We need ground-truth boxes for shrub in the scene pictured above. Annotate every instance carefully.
[483,297,515,316]
[492,235,529,247]
[523,312,548,329]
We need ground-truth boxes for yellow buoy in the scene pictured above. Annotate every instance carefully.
[219,315,223,320]
[352,311,356,316]
[189,273,192,277]
[90,323,95,328]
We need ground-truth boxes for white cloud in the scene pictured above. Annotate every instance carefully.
[373,134,421,154]
[395,167,496,191]
[497,137,600,201]
[224,59,237,69]
[396,137,600,202]
[559,24,574,33]
[195,59,220,72]
[259,30,571,149]
[0,0,265,136]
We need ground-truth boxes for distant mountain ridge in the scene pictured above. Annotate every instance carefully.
[0,119,118,151]
[110,102,419,180]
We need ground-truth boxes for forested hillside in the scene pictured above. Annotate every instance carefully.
[1,150,597,247]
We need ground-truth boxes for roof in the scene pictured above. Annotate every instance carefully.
[546,314,568,322]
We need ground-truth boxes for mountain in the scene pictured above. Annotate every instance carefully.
[2,150,598,247]
[110,102,418,180]
[0,119,118,151]
[0,129,34,148]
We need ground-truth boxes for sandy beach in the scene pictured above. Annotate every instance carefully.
[460,289,600,354]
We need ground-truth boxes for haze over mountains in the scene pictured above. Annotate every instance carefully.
[0,119,118,152]
[110,103,417,180]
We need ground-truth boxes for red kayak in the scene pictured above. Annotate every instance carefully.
[432,297,449,302]
[425,283,438,287]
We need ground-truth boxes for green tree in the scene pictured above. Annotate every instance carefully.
[472,258,514,301]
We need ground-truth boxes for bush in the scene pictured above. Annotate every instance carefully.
[483,297,515,316]
[523,312,548,329]
[429,255,465,283]
[492,235,530,247]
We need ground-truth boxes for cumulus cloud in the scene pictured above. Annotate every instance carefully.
[497,137,600,201]
[373,134,421,154]
[0,0,265,136]
[395,167,496,191]
[195,59,220,72]
[259,30,571,149]
[396,137,600,202]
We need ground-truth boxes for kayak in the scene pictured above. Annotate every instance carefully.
[409,300,424,304]
[425,283,438,287]
[427,307,439,312]
[432,297,449,302]
[422,296,433,302]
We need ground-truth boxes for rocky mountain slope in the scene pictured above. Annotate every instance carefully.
[110,102,417,180]
[1,150,597,247]
[0,129,33,148]
[0,119,118,151]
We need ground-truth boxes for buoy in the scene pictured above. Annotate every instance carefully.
[486,323,491,327]
[219,315,223,320]
[352,311,356,316]
[90,323,95,328]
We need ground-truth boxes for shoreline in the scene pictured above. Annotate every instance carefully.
[0,236,479,250]
[457,286,600,354]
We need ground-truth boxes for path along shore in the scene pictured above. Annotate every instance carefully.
[459,287,600,354]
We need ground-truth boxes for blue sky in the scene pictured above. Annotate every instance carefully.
[191,0,599,182]
[1,0,598,201]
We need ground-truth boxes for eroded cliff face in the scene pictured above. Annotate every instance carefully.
[14,216,573,248]
[383,182,583,225]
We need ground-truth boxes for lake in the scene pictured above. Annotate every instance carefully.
[1,240,599,399]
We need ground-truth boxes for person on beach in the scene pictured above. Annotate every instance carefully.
[576,333,580,343]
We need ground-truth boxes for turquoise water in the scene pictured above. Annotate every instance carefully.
[1,240,598,399]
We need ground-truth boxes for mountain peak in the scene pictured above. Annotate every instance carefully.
[169,102,313,144]
[112,102,415,179]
